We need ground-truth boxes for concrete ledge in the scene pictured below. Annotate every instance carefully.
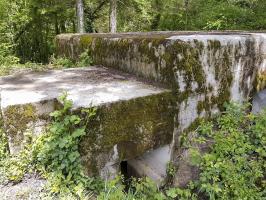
[56,32,266,92]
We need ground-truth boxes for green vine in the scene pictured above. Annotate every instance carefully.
[33,92,99,197]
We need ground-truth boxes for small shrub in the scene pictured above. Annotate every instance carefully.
[0,115,7,160]
[50,56,74,68]
[172,103,266,200]
[77,50,93,67]
[0,43,20,66]
[166,183,197,200]
[98,177,166,200]
[2,145,34,182]
[50,50,93,69]
[34,92,98,197]
[166,161,176,177]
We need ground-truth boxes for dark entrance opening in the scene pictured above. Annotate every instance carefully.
[120,161,131,191]
[120,161,130,179]
[120,161,128,178]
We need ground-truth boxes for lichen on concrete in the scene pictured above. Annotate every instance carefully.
[257,71,266,91]
[37,32,266,183]
[79,91,175,177]
[3,104,37,154]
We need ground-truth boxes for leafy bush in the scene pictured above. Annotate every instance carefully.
[0,115,7,160]
[77,50,93,67]
[171,103,266,200]
[34,93,98,197]
[0,127,35,183]
[1,145,34,182]
[50,50,93,69]
[0,43,20,76]
[50,56,75,68]
[0,43,19,66]
[166,183,197,200]
[98,177,165,200]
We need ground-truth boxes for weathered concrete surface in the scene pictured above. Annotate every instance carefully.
[56,31,266,186]
[56,32,266,94]
[252,89,266,113]
[0,66,168,109]
[127,145,170,186]
[0,66,174,178]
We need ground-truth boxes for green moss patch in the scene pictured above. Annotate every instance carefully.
[79,92,175,175]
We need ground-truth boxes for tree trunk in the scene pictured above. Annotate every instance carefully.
[151,0,162,30]
[109,0,117,33]
[76,0,85,33]
[55,14,59,35]
[184,0,189,30]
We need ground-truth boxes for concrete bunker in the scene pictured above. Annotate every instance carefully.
[1,31,266,187]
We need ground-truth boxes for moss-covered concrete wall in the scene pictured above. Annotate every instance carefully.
[56,32,266,182]
[78,91,174,177]
[1,100,57,154]
[56,32,266,127]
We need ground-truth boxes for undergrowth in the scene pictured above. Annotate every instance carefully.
[0,98,265,199]
[33,93,100,198]
[0,50,93,76]
[168,103,266,200]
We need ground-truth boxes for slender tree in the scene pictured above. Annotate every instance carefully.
[109,0,117,33]
[184,0,189,30]
[76,0,85,33]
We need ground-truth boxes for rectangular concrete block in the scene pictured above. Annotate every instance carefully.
[0,66,174,178]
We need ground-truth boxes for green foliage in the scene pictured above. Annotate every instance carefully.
[50,56,75,68]
[77,50,93,67]
[0,62,59,77]
[2,144,34,182]
[158,0,266,31]
[0,115,8,183]
[0,91,265,199]
[0,115,7,160]
[0,0,75,64]
[0,131,35,183]
[98,177,166,200]
[1,0,266,66]
[50,50,93,68]
[166,161,176,177]
[175,103,266,199]
[0,43,20,66]
[34,92,98,197]
[166,183,197,200]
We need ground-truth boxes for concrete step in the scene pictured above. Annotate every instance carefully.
[0,66,174,179]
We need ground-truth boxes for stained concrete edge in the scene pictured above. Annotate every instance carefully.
[0,66,170,111]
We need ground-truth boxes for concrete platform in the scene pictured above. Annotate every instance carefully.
[0,66,174,179]
[0,66,167,110]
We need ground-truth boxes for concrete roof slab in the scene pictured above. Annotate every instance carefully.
[0,66,169,110]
